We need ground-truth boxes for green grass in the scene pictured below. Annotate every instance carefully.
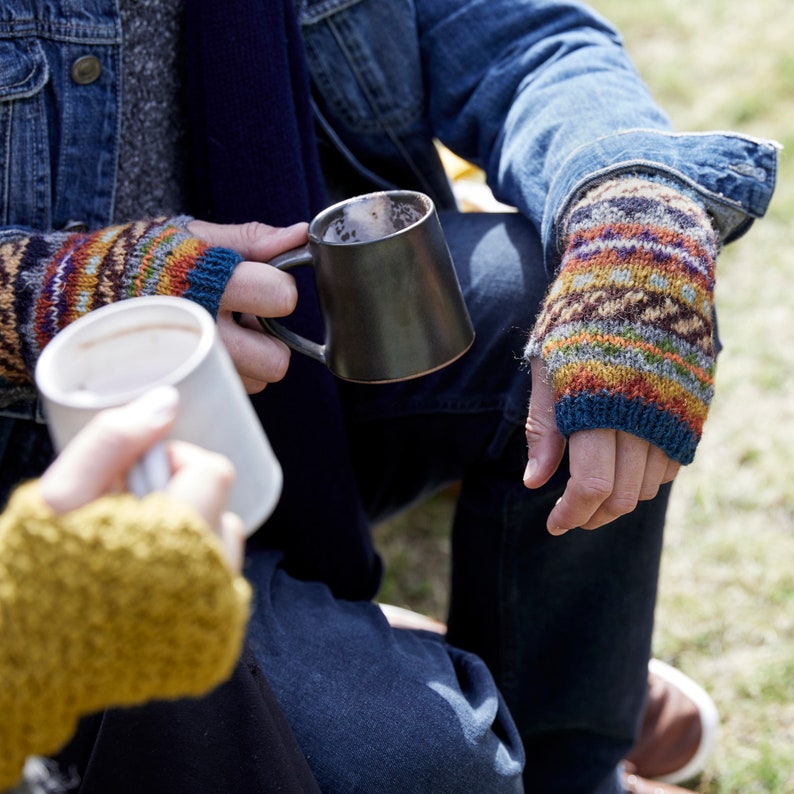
[375,1,794,790]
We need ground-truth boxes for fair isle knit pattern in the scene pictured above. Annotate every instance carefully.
[0,217,241,384]
[525,176,720,465]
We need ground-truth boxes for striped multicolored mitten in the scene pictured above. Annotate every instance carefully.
[0,216,242,384]
[525,176,720,464]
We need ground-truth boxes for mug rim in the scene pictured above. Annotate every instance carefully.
[309,189,433,247]
[35,296,215,410]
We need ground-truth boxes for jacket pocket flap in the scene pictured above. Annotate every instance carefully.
[0,37,49,100]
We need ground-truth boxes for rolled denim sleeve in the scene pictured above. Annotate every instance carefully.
[541,129,780,273]
[416,0,780,272]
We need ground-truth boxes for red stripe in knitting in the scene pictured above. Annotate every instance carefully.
[567,223,716,284]
[35,237,81,351]
[556,368,705,435]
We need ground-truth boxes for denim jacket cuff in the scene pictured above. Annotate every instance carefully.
[541,128,781,275]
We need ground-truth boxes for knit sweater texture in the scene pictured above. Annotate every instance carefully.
[525,175,720,464]
[114,0,188,223]
[0,217,241,386]
[0,483,251,791]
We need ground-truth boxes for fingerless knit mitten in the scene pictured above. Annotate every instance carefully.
[0,484,251,790]
[525,176,720,464]
[0,217,242,384]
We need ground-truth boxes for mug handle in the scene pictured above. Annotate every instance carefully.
[127,442,171,497]
[257,244,327,365]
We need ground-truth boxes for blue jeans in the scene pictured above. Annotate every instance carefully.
[246,211,666,793]
[245,550,525,793]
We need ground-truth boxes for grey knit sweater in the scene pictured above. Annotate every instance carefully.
[113,0,190,223]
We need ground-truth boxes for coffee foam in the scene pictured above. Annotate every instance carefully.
[322,195,424,243]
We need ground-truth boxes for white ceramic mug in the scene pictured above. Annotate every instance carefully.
[34,296,282,536]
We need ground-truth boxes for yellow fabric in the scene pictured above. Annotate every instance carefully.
[0,483,251,790]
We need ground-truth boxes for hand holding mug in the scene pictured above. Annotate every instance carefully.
[258,191,475,383]
[187,219,307,393]
[38,387,245,571]
[35,296,282,537]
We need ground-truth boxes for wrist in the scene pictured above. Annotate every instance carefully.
[526,175,719,464]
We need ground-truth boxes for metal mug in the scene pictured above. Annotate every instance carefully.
[258,190,475,383]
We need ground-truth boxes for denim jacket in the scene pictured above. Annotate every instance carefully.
[298,0,778,264]
[0,0,780,422]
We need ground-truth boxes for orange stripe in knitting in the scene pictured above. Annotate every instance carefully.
[561,378,704,437]
[35,236,81,351]
[562,251,714,295]
[552,262,713,310]
[543,332,714,387]
[0,238,28,382]
[568,223,716,280]
[552,363,707,432]
[62,231,121,324]
[573,220,715,257]
[158,238,206,296]
[574,219,715,252]
[553,359,711,405]
[563,250,714,284]
[568,371,704,435]
[132,226,177,294]
[132,231,205,297]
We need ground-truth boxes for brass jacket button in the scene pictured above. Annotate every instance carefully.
[71,55,102,85]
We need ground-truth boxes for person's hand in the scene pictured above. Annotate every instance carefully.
[37,387,245,570]
[188,219,307,393]
[523,358,680,535]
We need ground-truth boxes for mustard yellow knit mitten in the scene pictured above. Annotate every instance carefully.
[0,483,251,790]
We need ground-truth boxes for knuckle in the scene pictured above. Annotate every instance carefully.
[268,344,291,382]
[604,491,639,516]
[638,482,661,501]
[271,273,298,314]
[575,476,613,503]
[242,376,266,395]
[238,220,273,245]
[92,410,133,447]
[206,451,236,488]
[524,425,542,447]
[525,412,559,445]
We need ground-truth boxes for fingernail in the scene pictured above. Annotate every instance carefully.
[129,386,180,427]
[523,458,536,483]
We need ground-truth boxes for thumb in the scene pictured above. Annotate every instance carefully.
[38,387,180,513]
[523,357,566,488]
